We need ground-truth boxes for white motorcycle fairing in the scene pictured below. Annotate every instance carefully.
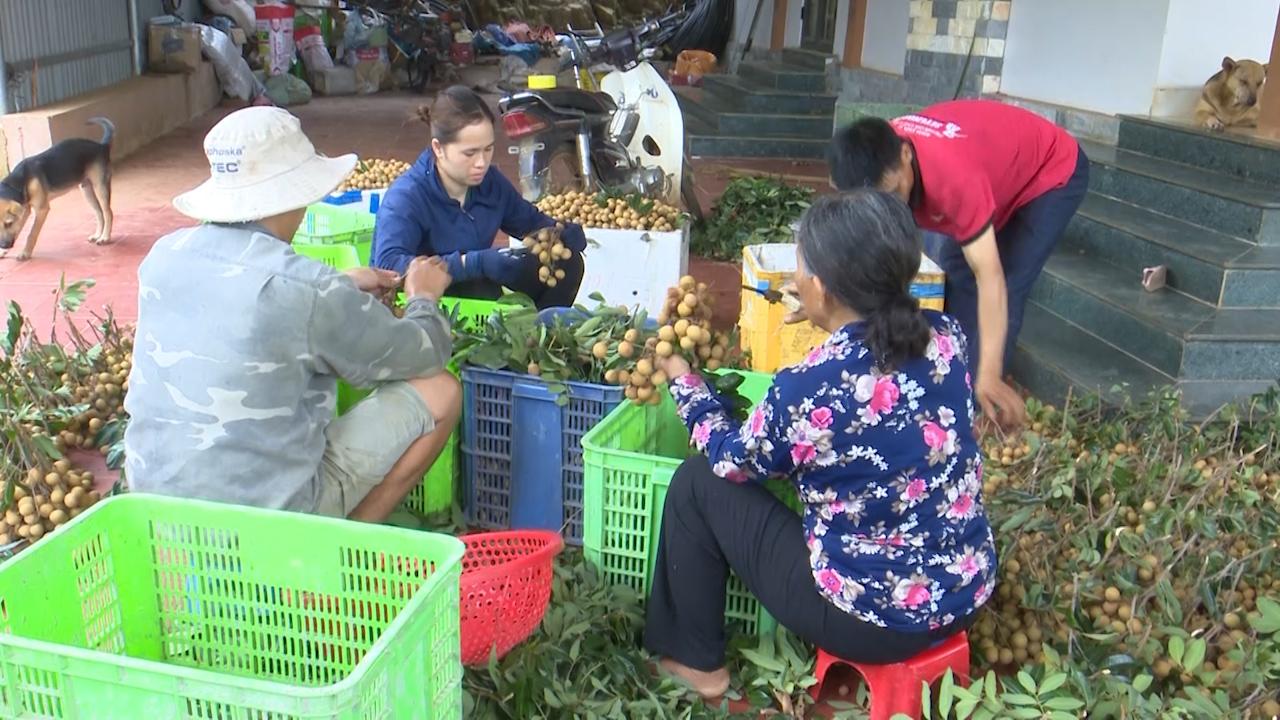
[599,62,685,207]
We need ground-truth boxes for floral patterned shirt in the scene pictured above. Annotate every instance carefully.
[670,312,997,632]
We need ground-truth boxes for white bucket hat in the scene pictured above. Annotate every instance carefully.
[173,106,357,223]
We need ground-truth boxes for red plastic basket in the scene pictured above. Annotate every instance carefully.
[459,530,564,666]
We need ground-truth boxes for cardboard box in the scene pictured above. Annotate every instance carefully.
[149,23,203,74]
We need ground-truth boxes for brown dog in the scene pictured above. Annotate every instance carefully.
[0,117,115,261]
[1194,57,1268,131]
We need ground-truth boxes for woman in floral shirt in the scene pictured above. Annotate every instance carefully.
[646,190,997,699]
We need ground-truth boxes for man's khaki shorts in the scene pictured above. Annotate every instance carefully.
[314,381,435,517]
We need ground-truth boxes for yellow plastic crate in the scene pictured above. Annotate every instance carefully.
[739,244,947,372]
[914,255,946,312]
[740,244,831,373]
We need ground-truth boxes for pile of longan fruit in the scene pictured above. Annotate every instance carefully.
[338,158,411,191]
[54,344,131,455]
[522,224,573,288]
[2,461,101,545]
[535,191,681,232]
[597,276,735,406]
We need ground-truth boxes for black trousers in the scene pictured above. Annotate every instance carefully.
[447,252,585,311]
[644,456,971,671]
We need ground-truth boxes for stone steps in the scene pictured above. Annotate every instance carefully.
[1011,303,1171,409]
[1062,194,1280,308]
[685,116,829,159]
[737,61,830,93]
[780,47,835,72]
[701,75,837,116]
[1084,140,1280,245]
[1032,252,1280,378]
[1118,115,1280,186]
[679,56,835,159]
[1013,116,1280,417]
[677,90,834,139]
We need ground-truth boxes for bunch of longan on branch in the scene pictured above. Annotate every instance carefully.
[523,224,573,288]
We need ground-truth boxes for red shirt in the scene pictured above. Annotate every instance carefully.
[890,100,1079,244]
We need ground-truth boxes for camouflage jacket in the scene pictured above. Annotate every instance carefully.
[123,222,451,512]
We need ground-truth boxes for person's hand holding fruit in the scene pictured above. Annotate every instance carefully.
[655,353,693,383]
[404,256,451,301]
[345,267,401,295]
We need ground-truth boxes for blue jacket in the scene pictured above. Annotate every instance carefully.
[372,151,554,274]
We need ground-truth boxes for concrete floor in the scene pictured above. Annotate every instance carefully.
[0,88,827,334]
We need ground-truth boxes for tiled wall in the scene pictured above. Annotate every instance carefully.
[840,0,1011,107]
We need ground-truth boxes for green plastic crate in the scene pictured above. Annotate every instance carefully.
[582,370,793,638]
[0,494,464,719]
[294,203,375,266]
[336,297,508,517]
[294,242,363,271]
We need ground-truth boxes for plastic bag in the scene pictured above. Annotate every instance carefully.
[675,50,717,77]
[255,2,295,77]
[295,22,334,76]
[198,24,257,100]
[352,48,388,94]
[264,73,312,106]
[202,0,255,37]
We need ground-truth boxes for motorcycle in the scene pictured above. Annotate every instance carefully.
[349,0,456,92]
[497,14,702,217]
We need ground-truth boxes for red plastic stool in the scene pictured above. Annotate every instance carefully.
[811,632,971,720]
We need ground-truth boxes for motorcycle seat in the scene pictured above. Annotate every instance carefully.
[536,89,618,116]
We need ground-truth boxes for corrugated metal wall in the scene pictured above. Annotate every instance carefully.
[0,0,137,113]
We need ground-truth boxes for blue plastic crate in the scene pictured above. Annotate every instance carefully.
[460,366,624,545]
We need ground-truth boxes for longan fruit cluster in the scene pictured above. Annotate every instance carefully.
[338,158,411,191]
[522,224,573,288]
[536,191,681,232]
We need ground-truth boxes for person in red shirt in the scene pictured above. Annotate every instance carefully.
[827,100,1090,429]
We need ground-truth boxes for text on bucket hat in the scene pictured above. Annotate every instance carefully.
[172,106,356,224]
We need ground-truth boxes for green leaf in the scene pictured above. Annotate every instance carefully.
[1168,634,1186,666]
[544,686,562,708]
[1131,673,1153,692]
[1183,637,1207,672]
[1002,693,1038,706]
[737,647,785,673]
[982,671,998,703]
[58,276,96,313]
[1043,697,1084,711]
[1007,708,1043,719]
[3,301,22,356]
[32,435,63,460]
[1254,596,1280,634]
[938,669,955,718]
[1016,670,1037,694]
[1038,672,1067,695]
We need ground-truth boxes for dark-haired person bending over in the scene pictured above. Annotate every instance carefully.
[372,85,588,309]
[645,190,997,699]
[829,100,1090,430]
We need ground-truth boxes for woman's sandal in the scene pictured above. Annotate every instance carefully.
[654,657,731,700]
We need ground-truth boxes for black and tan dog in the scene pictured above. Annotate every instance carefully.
[0,117,115,261]
[1194,57,1268,131]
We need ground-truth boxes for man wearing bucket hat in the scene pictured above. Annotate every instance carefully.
[124,106,461,523]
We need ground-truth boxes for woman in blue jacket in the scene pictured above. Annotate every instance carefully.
[372,86,587,308]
